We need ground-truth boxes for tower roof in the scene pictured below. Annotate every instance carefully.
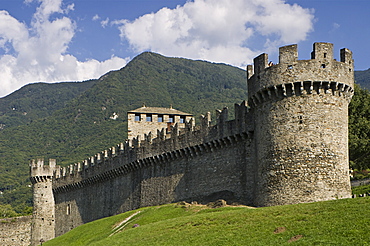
[128,106,193,116]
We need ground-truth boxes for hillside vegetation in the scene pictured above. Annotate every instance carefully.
[44,198,370,246]
[354,68,370,90]
[349,84,370,172]
[0,80,96,129]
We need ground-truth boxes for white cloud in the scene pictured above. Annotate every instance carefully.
[330,22,340,34]
[101,17,110,28]
[0,0,128,97]
[114,0,314,67]
[92,14,100,21]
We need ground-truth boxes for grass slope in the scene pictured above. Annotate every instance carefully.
[45,197,370,246]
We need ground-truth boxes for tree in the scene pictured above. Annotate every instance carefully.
[349,84,370,170]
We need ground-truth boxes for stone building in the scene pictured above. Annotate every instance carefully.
[127,105,194,140]
[29,42,354,245]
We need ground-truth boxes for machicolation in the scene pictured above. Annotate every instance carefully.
[29,42,354,245]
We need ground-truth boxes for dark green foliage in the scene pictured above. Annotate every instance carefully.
[0,81,96,129]
[352,184,370,195]
[352,169,370,180]
[355,69,370,91]
[0,52,247,214]
[349,84,370,170]
[0,204,18,218]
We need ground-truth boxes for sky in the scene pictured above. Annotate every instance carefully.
[0,0,369,98]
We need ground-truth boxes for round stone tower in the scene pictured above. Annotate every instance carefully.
[247,42,354,206]
[30,159,58,246]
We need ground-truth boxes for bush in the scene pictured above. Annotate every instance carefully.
[0,204,19,218]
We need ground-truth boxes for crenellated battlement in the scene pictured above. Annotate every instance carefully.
[248,81,354,108]
[247,42,354,99]
[50,101,252,192]
[52,131,252,194]
[29,159,59,184]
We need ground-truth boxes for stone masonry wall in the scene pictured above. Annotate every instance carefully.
[253,92,351,206]
[30,160,57,246]
[0,216,31,246]
[127,112,194,140]
[51,102,253,236]
[248,42,354,206]
[53,129,253,236]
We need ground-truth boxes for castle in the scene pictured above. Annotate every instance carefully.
[29,42,354,245]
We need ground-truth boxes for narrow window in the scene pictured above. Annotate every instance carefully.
[168,115,174,123]
[158,114,163,122]
[180,116,185,123]
[134,114,141,121]
[66,204,71,215]
[321,64,326,68]
[146,114,152,122]
[324,53,327,58]
[287,65,293,69]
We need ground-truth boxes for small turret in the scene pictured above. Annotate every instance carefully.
[30,159,59,246]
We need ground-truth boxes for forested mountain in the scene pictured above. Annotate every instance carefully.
[0,52,247,215]
[354,69,370,90]
[0,81,97,129]
[0,52,370,217]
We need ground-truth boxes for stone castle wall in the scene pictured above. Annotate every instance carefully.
[0,216,31,246]
[29,42,354,244]
[51,104,254,236]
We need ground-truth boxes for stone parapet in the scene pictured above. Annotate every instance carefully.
[51,101,251,191]
[0,216,31,246]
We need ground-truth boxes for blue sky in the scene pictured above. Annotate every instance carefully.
[0,0,369,97]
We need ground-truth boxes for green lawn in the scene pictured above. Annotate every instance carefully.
[44,197,370,246]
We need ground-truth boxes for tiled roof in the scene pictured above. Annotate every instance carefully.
[128,106,193,116]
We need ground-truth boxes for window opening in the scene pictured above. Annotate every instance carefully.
[66,204,71,215]
[146,114,152,122]
[168,115,174,123]
[324,53,327,58]
[321,64,326,68]
[158,114,163,122]
[180,116,185,123]
[134,114,141,121]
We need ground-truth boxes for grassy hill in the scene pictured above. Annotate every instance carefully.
[44,197,370,246]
